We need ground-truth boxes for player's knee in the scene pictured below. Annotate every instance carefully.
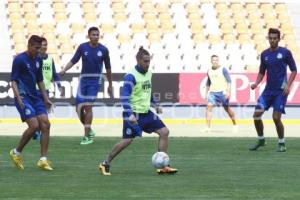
[29,122,39,132]
[160,127,169,138]
[40,120,51,131]
[272,115,281,123]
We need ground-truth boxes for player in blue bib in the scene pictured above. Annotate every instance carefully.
[9,35,54,170]
[60,27,113,145]
[249,28,297,152]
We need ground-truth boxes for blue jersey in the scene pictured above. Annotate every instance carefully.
[71,42,111,78]
[11,52,43,96]
[260,47,297,91]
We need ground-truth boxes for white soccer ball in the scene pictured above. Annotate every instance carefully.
[151,152,170,169]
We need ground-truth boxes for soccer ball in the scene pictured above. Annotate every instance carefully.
[151,152,169,169]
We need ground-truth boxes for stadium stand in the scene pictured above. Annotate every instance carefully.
[1,0,300,73]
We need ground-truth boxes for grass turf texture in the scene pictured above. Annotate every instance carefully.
[0,137,300,200]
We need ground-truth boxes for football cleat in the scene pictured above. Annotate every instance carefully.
[80,136,93,145]
[249,139,266,151]
[156,166,178,174]
[277,143,287,152]
[37,160,54,171]
[9,149,24,170]
[99,162,111,176]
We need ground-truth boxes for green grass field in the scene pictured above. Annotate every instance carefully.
[1,136,300,200]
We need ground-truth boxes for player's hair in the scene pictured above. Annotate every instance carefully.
[268,28,281,38]
[28,35,42,45]
[211,54,218,59]
[40,37,47,43]
[88,26,99,35]
[136,46,150,60]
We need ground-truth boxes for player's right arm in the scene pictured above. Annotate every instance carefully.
[10,57,24,109]
[121,73,137,124]
[251,54,266,90]
[205,74,211,100]
[59,44,82,76]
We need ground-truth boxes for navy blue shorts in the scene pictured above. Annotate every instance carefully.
[207,92,229,106]
[15,95,48,122]
[255,90,287,114]
[75,78,101,105]
[122,110,166,139]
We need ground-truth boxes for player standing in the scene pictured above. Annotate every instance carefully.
[99,47,177,175]
[60,27,113,145]
[249,28,297,152]
[10,35,54,170]
[202,55,238,133]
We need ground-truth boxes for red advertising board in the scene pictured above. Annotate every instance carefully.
[179,73,300,105]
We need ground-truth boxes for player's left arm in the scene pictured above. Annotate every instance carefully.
[283,50,298,96]
[104,48,113,98]
[223,68,232,99]
[51,59,64,96]
[37,62,53,110]
[151,95,162,114]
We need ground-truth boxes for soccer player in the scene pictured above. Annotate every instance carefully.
[32,37,63,141]
[202,55,238,133]
[249,28,297,152]
[99,47,178,175]
[10,35,54,170]
[60,27,113,145]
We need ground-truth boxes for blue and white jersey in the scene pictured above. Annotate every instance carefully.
[71,42,111,80]
[260,47,297,91]
[11,52,43,96]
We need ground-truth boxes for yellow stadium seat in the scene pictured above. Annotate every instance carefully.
[70,23,84,34]
[148,33,161,44]
[260,3,273,13]
[8,12,22,23]
[24,0,35,2]
[60,43,73,54]
[217,12,231,24]
[263,13,276,24]
[101,24,115,34]
[54,12,67,23]
[141,2,155,13]
[27,23,41,36]
[232,13,245,24]
[208,34,221,45]
[281,23,294,34]
[223,33,236,44]
[236,23,249,34]
[42,33,56,44]
[143,12,156,23]
[253,34,267,46]
[275,3,288,15]
[156,3,169,13]
[192,33,206,44]
[49,53,60,65]
[47,43,58,54]
[248,13,261,24]
[117,33,132,44]
[161,22,174,33]
[245,3,258,14]
[249,23,264,34]
[14,42,27,54]
[58,34,72,45]
[190,22,203,34]
[215,2,228,14]
[113,12,127,23]
[52,2,65,13]
[84,13,97,23]
[41,23,55,33]
[238,33,252,45]
[24,13,37,22]
[23,2,35,13]
[146,22,159,34]
[283,34,296,45]
[82,2,96,13]
[278,13,291,24]
[185,3,199,14]
[131,23,144,33]
[12,32,25,44]
[265,20,280,30]
[230,2,243,14]
[159,13,172,23]
[188,13,201,23]
[7,3,21,13]
[112,2,125,13]
[220,22,234,34]
[10,22,24,34]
